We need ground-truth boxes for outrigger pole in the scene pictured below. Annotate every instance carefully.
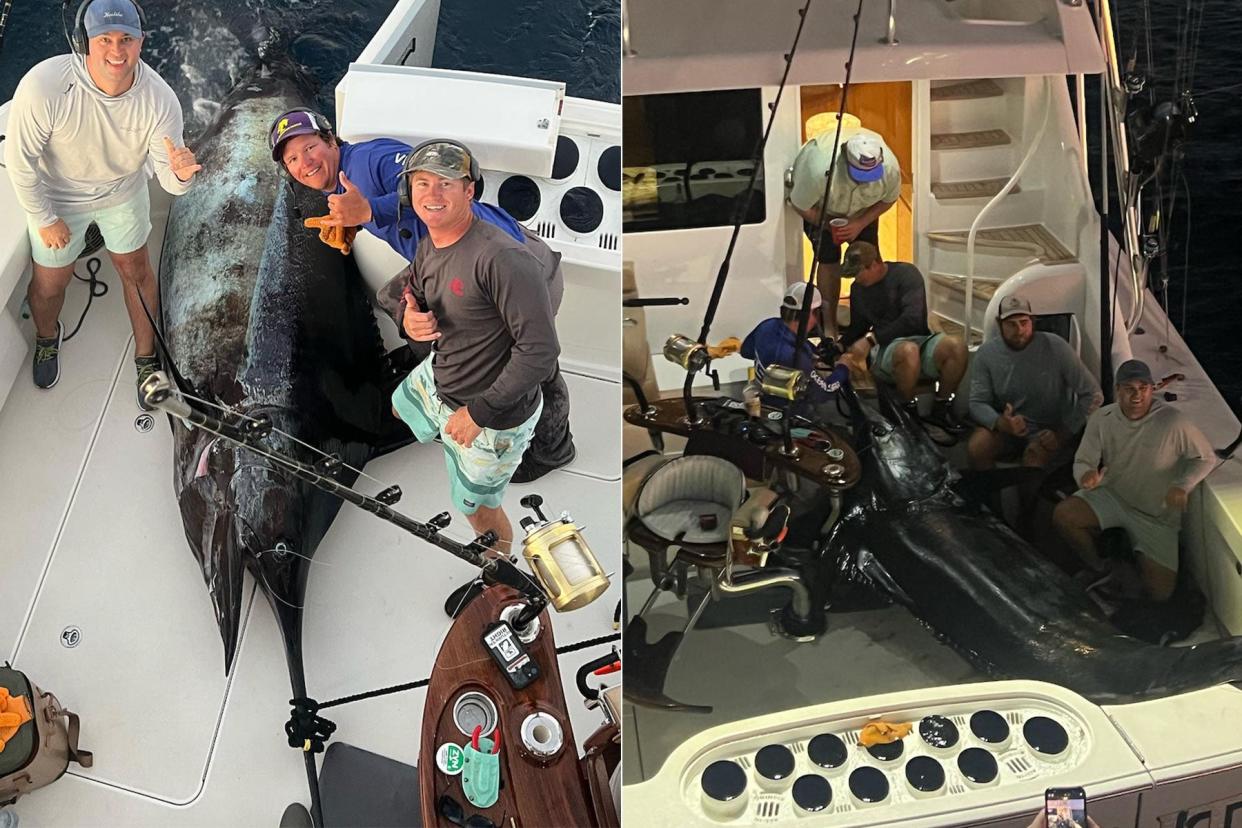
[671,0,813,423]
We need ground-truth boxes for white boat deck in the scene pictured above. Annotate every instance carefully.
[1,190,621,823]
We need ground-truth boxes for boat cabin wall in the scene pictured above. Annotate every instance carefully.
[0,104,31,413]
[623,86,804,392]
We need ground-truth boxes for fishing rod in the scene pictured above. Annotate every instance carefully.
[140,370,548,608]
[783,0,867,457]
[139,370,553,827]
[664,0,813,425]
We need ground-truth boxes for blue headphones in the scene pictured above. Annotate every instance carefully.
[71,0,147,56]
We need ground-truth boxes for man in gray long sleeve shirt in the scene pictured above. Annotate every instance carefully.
[1053,359,1216,602]
[389,141,559,557]
[967,294,1102,470]
[4,0,199,407]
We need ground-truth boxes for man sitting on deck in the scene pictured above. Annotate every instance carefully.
[1053,359,1215,603]
[268,112,575,482]
[837,242,967,429]
[967,294,1103,470]
[740,283,850,424]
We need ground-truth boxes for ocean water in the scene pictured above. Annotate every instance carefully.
[1104,0,1242,409]
[0,0,619,136]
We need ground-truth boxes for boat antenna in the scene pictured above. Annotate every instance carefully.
[670,0,814,424]
[783,0,866,456]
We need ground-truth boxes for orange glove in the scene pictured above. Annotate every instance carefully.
[706,336,742,360]
[857,720,912,747]
[0,686,33,753]
[303,215,358,255]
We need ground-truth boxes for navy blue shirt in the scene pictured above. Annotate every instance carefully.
[335,138,525,261]
[741,318,848,404]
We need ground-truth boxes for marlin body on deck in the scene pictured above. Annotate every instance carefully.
[834,391,1242,705]
[158,54,400,686]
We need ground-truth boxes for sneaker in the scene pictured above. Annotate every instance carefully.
[510,444,577,484]
[135,354,161,411]
[32,322,63,389]
[927,395,969,433]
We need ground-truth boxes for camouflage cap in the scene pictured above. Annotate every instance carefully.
[840,241,880,277]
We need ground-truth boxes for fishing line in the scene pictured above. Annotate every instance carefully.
[170,388,389,490]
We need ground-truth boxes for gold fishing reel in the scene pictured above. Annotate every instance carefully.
[759,364,807,401]
[518,496,610,612]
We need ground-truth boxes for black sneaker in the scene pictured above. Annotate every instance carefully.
[32,322,63,389]
[135,354,161,411]
[927,395,969,433]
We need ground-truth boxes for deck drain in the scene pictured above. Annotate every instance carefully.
[61,626,81,648]
[134,413,155,432]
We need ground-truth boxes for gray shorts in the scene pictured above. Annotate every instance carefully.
[1074,487,1181,571]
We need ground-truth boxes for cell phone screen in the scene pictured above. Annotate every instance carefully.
[1045,788,1087,828]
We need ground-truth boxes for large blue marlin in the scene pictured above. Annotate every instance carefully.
[828,387,1242,704]
[157,51,404,690]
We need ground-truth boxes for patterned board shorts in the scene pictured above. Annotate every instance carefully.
[392,357,540,515]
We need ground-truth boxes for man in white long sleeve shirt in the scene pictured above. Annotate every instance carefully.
[4,0,200,408]
[1053,359,1216,602]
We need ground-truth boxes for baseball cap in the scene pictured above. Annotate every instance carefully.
[84,0,144,40]
[844,134,885,183]
[998,294,1033,320]
[404,141,475,181]
[840,241,880,277]
[783,282,823,311]
[1115,359,1154,386]
[269,110,330,161]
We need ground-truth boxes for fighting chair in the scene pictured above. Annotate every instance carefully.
[623,443,814,713]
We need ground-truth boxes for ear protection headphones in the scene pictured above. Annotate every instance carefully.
[268,109,335,175]
[70,0,147,56]
[396,138,480,211]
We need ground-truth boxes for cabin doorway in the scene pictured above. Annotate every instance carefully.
[798,82,914,305]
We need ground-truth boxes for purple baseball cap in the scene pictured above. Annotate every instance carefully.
[269,110,328,161]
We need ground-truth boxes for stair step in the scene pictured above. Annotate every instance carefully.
[927,224,1076,265]
[931,178,1020,200]
[931,129,1012,150]
[930,272,1000,301]
[931,79,1004,102]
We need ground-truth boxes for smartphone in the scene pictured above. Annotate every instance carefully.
[1045,787,1087,828]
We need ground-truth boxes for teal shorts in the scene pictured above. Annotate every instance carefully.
[1073,487,1181,572]
[392,357,541,515]
[873,332,944,383]
[27,186,152,268]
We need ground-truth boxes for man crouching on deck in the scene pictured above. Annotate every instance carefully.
[390,141,558,570]
[4,0,200,408]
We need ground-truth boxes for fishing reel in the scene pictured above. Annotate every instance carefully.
[759,364,808,402]
[663,333,709,373]
[517,495,609,617]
